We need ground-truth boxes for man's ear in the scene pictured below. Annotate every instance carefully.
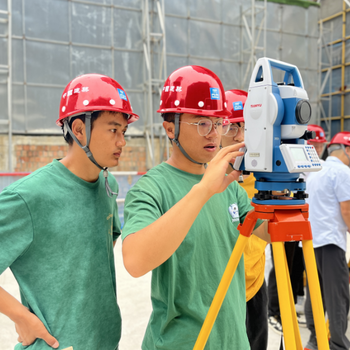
[71,119,85,142]
[163,121,175,141]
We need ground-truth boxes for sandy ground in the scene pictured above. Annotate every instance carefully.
[0,240,348,350]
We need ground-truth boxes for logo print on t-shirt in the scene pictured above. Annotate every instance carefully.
[228,203,240,222]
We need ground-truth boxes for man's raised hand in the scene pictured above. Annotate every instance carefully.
[200,142,245,196]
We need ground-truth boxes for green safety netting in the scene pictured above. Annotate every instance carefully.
[258,0,320,9]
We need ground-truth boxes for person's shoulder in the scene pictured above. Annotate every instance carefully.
[4,162,56,194]
[326,157,350,174]
[145,162,170,176]
[125,164,175,202]
[0,178,35,213]
[0,186,23,203]
[132,164,168,187]
[336,162,350,178]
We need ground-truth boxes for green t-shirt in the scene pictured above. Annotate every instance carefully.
[122,163,263,350]
[0,160,122,350]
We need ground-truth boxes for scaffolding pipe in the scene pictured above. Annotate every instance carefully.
[341,1,346,131]
[143,0,168,167]
[21,0,28,133]
[317,20,333,138]
[7,0,12,171]
[241,0,267,88]
[144,0,155,168]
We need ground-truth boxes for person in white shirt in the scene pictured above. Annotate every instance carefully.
[304,131,350,350]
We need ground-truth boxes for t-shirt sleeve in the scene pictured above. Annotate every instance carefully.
[0,189,33,275]
[334,168,350,203]
[122,186,162,241]
[236,184,264,230]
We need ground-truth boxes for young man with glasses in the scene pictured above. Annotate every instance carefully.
[121,66,270,349]
[221,89,268,350]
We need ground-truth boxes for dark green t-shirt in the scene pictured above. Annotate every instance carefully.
[122,163,263,350]
[0,160,122,350]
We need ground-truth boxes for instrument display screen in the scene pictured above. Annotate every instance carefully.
[290,147,307,161]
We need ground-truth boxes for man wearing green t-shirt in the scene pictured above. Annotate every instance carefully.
[0,74,139,350]
[122,66,270,349]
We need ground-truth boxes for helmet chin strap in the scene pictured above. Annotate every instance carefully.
[328,144,350,168]
[63,112,118,197]
[171,113,207,167]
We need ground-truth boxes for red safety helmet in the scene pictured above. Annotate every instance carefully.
[328,131,350,148]
[56,73,139,126]
[307,124,327,144]
[157,65,230,118]
[225,89,247,123]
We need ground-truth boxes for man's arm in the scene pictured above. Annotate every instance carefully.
[0,286,59,348]
[252,221,271,243]
[340,200,350,230]
[0,191,59,348]
[122,143,245,278]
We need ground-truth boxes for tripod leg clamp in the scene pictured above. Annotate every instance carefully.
[237,209,259,237]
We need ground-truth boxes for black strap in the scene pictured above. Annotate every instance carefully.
[63,113,118,197]
[171,113,206,166]
[103,169,118,198]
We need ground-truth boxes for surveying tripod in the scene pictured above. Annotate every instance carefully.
[193,202,329,350]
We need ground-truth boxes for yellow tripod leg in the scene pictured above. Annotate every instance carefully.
[273,242,298,350]
[193,234,249,350]
[302,240,330,350]
[282,243,303,349]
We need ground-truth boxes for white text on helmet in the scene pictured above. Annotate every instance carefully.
[62,86,89,98]
[163,86,182,92]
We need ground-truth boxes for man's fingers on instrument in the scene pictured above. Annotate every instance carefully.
[223,151,244,163]
[216,142,245,159]
[226,142,245,152]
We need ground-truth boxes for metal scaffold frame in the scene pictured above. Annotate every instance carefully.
[0,0,12,171]
[0,0,144,172]
[319,1,350,135]
[142,0,168,168]
[317,21,333,140]
[0,0,323,172]
[240,0,267,89]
